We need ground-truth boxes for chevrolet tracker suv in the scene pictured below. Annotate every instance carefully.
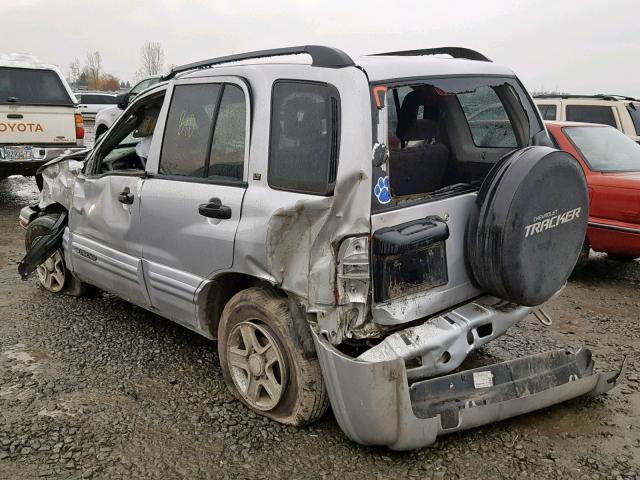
[18,46,621,450]
[0,54,85,181]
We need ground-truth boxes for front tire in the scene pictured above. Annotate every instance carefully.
[25,213,88,296]
[218,287,329,426]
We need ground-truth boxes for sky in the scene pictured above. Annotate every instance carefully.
[2,0,639,96]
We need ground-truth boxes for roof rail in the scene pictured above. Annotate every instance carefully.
[533,93,639,101]
[163,45,354,80]
[371,47,492,62]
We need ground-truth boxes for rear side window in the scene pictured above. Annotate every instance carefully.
[538,104,557,120]
[458,86,518,148]
[0,67,72,105]
[627,104,640,135]
[566,105,617,128]
[160,83,221,177]
[269,81,340,195]
[208,85,246,182]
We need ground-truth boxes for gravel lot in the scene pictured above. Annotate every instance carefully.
[0,175,639,479]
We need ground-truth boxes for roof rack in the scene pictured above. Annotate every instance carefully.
[371,47,492,63]
[164,45,354,80]
[534,93,639,101]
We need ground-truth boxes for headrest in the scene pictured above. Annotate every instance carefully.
[280,96,326,140]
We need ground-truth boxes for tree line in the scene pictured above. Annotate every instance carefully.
[67,41,166,91]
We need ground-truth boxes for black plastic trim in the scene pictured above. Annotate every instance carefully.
[164,45,355,79]
[371,47,491,63]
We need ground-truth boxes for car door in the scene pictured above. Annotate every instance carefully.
[68,88,167,307]
[138,77,249,328]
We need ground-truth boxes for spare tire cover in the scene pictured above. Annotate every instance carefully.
[467,146,588,306]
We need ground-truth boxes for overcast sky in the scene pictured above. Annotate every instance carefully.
[2,0,639,96]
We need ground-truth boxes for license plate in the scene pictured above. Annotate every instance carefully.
[2,146,33,161]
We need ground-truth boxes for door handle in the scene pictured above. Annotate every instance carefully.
[117,187,134,204]
[198,197,232,219]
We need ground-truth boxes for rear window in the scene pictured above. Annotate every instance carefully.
[627,103,640,136]
[564,126,640,172]
[268,81,340,195]
[538,104,557,120]
[0,67,73,105]
[566,105,617,128]
[81,94,117,104]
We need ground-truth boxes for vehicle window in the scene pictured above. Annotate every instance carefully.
[94,98,164,174]
[627,103,640,136]
[208,85,246,182]
[0,67,73,105]
[159,83,221,178]
[130,79,151,95]
[538,104,557,120]
[564,126,640,172]
[82,94,117,104]
[458,86,518,148]
[566,105,617,128]
[269,81,340,195]
[381,79,532,203]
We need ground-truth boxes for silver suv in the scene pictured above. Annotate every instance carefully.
[19,45,621,450]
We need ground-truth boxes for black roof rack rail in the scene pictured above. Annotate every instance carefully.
[371,47,492,62]
[533,93,639,101]
[163,45,354,80]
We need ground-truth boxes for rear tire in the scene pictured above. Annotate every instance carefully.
[573,239,591,271]
[218,287,329,426]
[25,213,89,296]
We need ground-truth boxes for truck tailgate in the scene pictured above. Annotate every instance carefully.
[0,105,76,145]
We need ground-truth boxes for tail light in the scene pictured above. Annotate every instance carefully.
[336,236,370,305]
[75,113,85,140]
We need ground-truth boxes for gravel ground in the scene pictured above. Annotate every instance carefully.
[0,175,639,479]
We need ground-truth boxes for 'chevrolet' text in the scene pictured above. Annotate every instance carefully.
[524,207,582,238]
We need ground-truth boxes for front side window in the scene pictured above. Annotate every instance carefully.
[269,81,340,195]
[458,86,518,148]
[160,84,221,177]
[0,67,73,105]
[564,126,640,172]
[538,104,557,120]
[566,105,617,128]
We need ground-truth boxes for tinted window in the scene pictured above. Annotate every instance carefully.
[0,67,72,105]
[627,103,640,136]
[564,126,640,172]
[160,84,221,177]
[208,85,246,182]
[81,94,117,104]
[269,81,340,195]
[566,105,617,127]
[538,104,557,120]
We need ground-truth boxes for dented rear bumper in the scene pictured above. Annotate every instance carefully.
[313,331,622,450]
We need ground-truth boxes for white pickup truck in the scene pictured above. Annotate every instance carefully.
[0,54,85,181]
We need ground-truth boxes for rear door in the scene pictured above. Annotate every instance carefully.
[0,67,76,147]
[139,77,249,328]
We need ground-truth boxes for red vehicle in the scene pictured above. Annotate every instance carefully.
[546,121,640,263]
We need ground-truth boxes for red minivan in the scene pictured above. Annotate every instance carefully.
[546,121,640,263]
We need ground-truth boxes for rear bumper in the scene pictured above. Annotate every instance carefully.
[314,325,622,450]
[0,146,83,177]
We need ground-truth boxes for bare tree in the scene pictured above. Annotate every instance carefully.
[84,51,103,90]
[138,41,165,78]
[68,58,81,86]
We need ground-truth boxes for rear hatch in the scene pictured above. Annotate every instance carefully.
[0,67,77,148]
[369,75,543,326]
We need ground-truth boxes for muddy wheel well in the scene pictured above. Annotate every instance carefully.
[41,203,67,216]
[198,273,274,339]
